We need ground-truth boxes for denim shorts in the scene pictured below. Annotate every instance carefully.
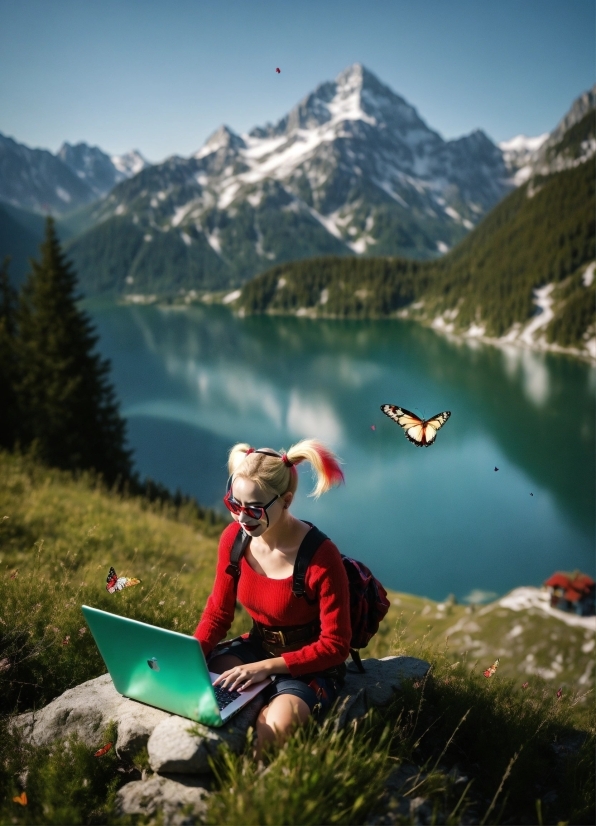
[208,635,342,719]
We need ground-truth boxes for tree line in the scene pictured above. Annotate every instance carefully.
[0,218,223,526]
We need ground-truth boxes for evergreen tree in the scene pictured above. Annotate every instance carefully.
[17,218,132,483]
[0,257,21,449]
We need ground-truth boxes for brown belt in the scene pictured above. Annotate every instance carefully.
[251,620,320,654]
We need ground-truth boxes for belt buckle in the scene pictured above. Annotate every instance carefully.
[264,628,286,646]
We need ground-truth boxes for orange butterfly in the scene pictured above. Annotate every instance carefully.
[13,792,27,806]
[381,404,451,447]
[106,567,141,594]
[483,658,500,678]
[94,742,113,757]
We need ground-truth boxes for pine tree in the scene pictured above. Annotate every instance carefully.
[17,218,132,482]
[0,256,21,449]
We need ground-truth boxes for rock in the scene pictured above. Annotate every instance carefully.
[12,672,171,758]
[147,694,265,774]
[336,656,430,728]
[115,773,210,825]
[13,655,430,777]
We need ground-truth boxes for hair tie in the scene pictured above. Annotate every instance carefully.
[246,448,255,455]
[281,453,294,467]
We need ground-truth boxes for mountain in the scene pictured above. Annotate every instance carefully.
[235,86,596,359]
[0,133,148,215]
[65,64,512,295]
[57,142,148,199]
[501,84,596,184]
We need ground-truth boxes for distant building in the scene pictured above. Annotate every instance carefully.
[544,571,595,616]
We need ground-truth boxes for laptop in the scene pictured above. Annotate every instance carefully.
[82,605,272,727]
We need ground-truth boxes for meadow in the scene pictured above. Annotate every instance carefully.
[0,449,593,824]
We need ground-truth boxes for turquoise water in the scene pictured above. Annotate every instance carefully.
[87,301,595,602]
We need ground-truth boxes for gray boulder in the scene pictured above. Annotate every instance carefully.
[12,672,171,758]
[13,655,430,775]
[115,773,210,825]
[147,656,430,774]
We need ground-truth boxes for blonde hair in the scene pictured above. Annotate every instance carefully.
[227,439,344,499]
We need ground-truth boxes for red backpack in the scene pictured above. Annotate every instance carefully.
[226,523,390,673]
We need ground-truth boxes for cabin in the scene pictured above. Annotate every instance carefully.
[544,571,595,616]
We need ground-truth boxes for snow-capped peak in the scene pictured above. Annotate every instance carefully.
[111,150,149,177]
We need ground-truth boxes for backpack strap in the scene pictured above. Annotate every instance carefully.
[225,527,251,583]
[292,524,328,603]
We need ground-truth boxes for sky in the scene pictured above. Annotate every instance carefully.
[0,0,593,163]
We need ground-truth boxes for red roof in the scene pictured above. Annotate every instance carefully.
[545,571,595,598]
[545,573,570,589]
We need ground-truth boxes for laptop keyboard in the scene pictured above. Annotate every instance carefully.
[213,683,242,710]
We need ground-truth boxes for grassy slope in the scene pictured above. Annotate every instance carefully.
[1,450,594,824]
[235,158,595,350]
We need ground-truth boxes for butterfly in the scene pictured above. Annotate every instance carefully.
[106,567,141,594]
[94,742,113,757]
[275,67,281,74]
[13,792,27,806]
[380,404,451,447]
[483,658,500,678]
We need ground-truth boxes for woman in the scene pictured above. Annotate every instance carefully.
[194,439,351,758]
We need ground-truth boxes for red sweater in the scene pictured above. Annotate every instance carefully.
[194,522,351,676]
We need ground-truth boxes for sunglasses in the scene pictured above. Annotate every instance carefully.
[223,478,280,523]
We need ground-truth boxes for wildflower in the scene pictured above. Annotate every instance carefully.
[9,570,18,579]
[522,682,529,689]
[78,627,86,636]
[556,687,563,699]
[62,636,70,645]
[0,658,10,672]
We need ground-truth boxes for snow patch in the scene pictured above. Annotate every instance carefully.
[436,241,450,254]
[180,232,192,246]
[222,289,241,304]
[498,587,596,630]
[56,186,71,202]
[582,261,595,287]
[466,323,485,337]
[115,204,126,215]
[206,229,222,254]
[520,284,554,344]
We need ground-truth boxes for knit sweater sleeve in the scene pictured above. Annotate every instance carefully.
[282,541,352,677]
[193,523,239,657]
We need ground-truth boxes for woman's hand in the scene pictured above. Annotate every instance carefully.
[213,658,286,692]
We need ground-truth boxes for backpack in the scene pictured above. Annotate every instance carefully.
[226,523,390,673]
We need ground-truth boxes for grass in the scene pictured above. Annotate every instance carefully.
[0,448,594,824]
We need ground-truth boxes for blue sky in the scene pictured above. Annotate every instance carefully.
[0,0,593,162]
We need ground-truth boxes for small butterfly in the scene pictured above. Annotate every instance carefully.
[483,658,500,678]
[522,681,529,689]
[13,792,27,806]
[381,404,451,447]
[94,742,113,757]
[556,687,562,699]
[106,567,141,594]
[494,467,499,471]
[275,67,281,74]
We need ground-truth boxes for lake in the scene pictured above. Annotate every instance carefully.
[87,300,595,603]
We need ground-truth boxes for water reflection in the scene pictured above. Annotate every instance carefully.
[87,301,595,601]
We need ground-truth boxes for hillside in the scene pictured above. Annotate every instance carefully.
[0,450,593,825]
[234,156,595,358]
